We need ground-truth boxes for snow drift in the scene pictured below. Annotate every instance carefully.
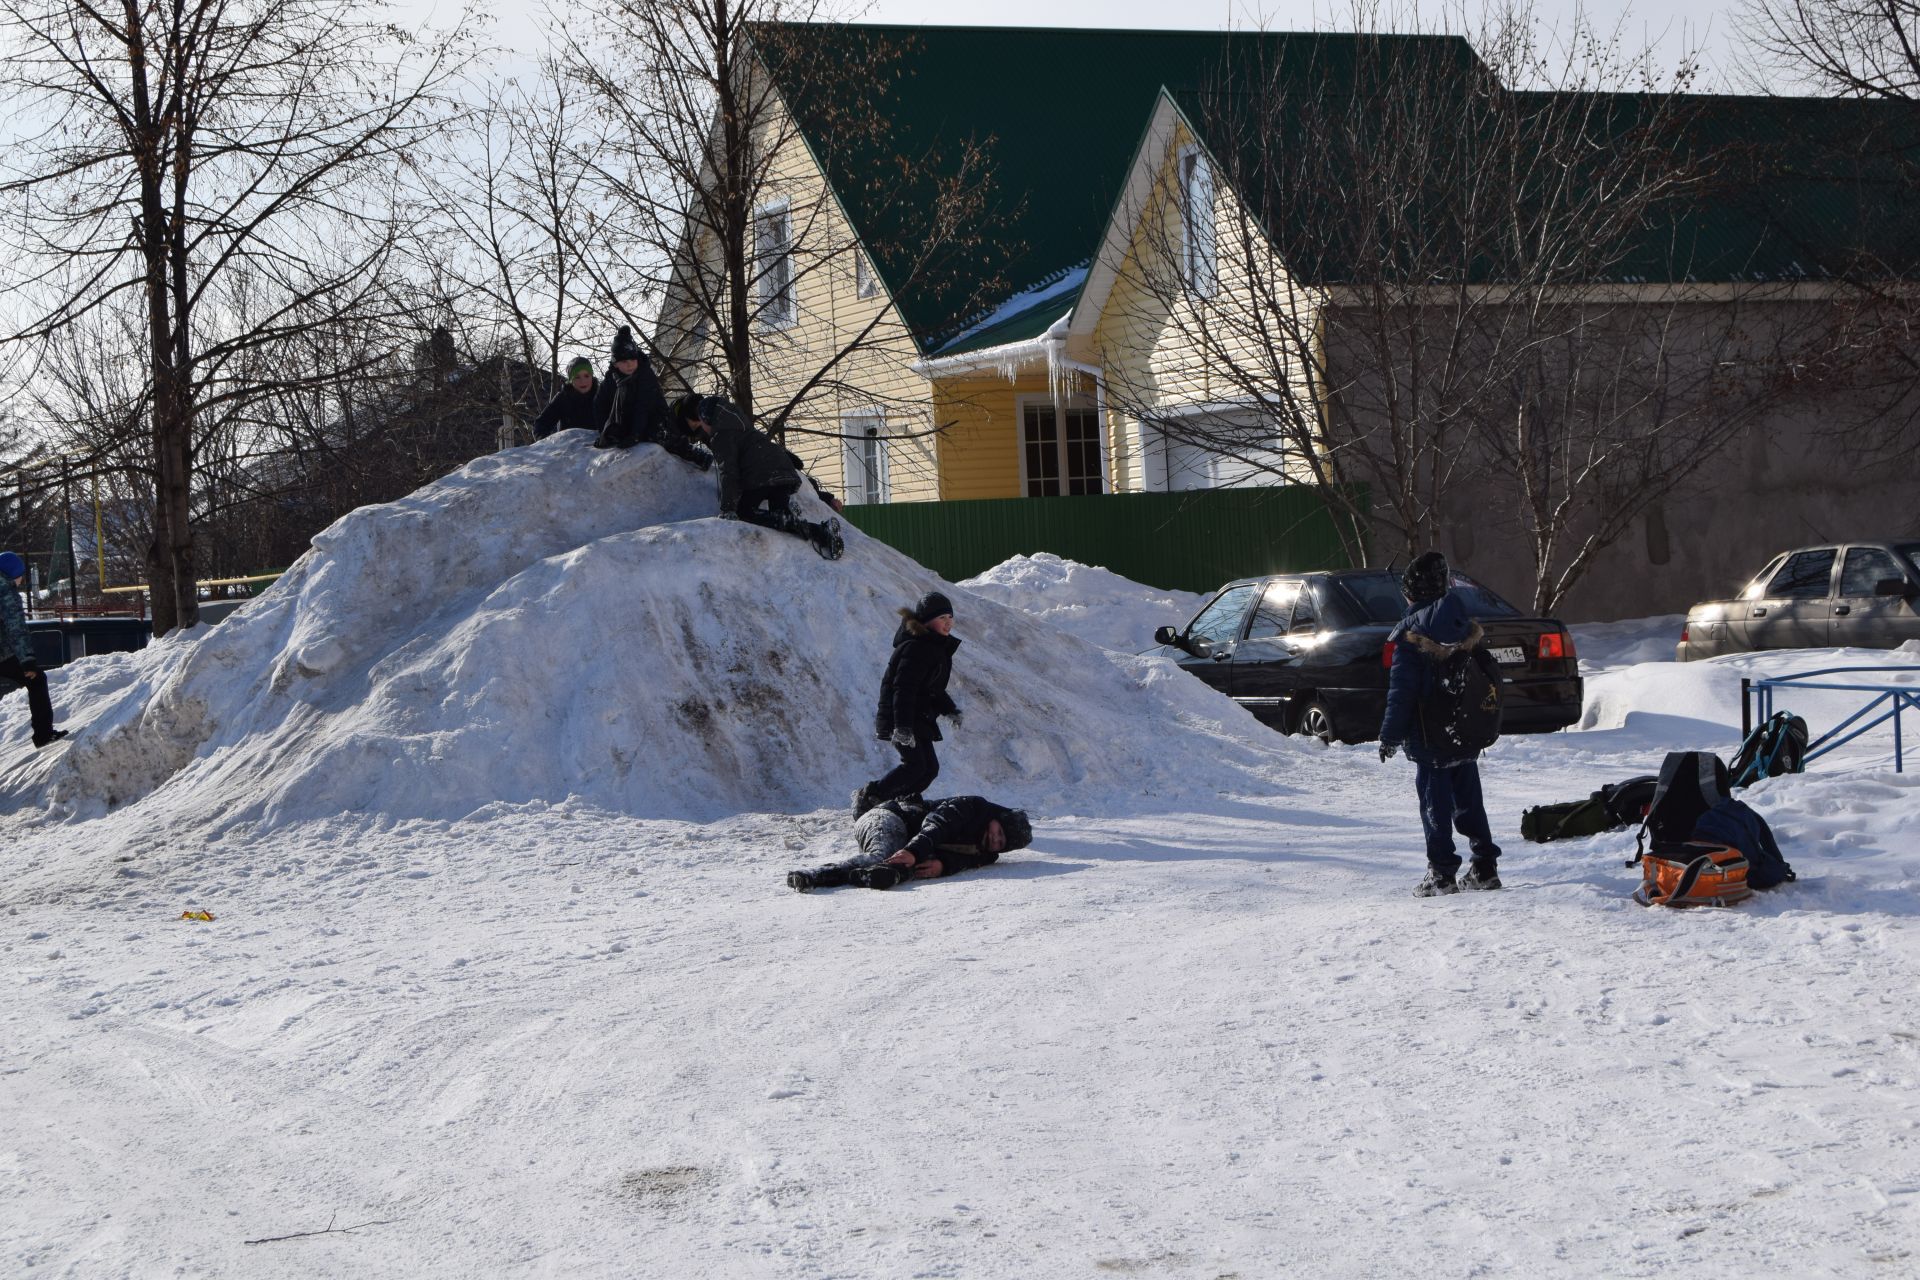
[0,436,1291,833]
[960,552,1210,654]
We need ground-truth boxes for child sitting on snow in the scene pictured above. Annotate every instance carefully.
[672,394,842,559]
[787,794,1033,891]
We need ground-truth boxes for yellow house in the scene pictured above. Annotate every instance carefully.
[653,24,1369,505]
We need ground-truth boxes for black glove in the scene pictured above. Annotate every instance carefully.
[890,727,917,749]
[689,447,713,472]
[1379,742,1399,762]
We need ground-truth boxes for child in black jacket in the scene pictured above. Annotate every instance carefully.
[856,591,960,814]
[787,795,1033,891]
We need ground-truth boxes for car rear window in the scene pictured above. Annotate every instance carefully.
[1334,571,1521,623]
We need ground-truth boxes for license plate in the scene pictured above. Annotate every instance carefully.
[1491,646,1527,666]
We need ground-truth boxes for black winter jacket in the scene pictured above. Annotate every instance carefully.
[594,356,704,463]
[874,612,960,741]
[879,795,1009,877]
[701,398,801,512]
[531,381,600,438]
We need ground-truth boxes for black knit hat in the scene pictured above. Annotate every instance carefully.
[997,809,1033,851]
[912,591,953,623]
[670,393,703,425]
[1401,550,1451,605]
[611,325,642,362]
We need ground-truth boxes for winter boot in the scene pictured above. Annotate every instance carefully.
[807,517,844,561]
[33,729,68,750]
[1413,868,1458,897]
[789,865,853,893]
[852,862,909,890]
[1459,861,1503,891]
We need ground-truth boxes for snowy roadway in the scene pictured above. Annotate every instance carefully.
[4,450,1918,1277]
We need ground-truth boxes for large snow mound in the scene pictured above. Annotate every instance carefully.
[960,552,1211,654]
[0,439,1293,834]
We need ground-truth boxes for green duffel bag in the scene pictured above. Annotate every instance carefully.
[1520,795,1617,843]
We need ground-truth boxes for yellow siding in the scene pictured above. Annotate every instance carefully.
[1090,119,1322,490]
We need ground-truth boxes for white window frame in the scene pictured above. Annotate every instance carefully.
[854,248,879,300]
[841,409,889,504]
[1016,393,1109,497]
[754,199,795,329]
[1177,143,1218,299]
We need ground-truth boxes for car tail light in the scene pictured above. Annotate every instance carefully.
[1381,639,1397,668]
[1681,621,1690,643]
[1537,631,1573,661]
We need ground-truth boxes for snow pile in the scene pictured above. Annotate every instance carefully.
[960,552,1210,654]
[1570,613,1684,671]
[0,439,1291,834]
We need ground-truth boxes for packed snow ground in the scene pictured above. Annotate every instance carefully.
[4,446,1918,1277]
[960,552,1209,653]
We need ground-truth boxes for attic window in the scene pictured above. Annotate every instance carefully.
[755,202,795,328]
[855,249,879,300]
[1179,144,1218,299]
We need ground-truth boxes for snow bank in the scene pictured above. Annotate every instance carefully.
[960,552,1210,654]
[1570,613,1684,671]
[1,439,1292,834]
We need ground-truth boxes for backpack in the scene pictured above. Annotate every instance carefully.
[1521,796,1614,843]
[1636,751,1731,855]
[1731,712,1809,789]
[1633,840,1753,908]
[1691,797,1796,890]
[1519,774,1658,843]
[1417,645,1503,756]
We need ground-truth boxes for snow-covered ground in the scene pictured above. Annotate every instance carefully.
[4,445,1918,1278]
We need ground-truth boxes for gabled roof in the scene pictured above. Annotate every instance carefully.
[751,23,1483,354]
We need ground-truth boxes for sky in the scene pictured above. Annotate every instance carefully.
[464,0,1759,92]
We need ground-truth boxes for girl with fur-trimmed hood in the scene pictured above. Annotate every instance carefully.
[855,591,961,814]
[1378,551,1503,897]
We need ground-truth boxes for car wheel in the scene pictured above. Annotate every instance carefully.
[1295,698,1337,744]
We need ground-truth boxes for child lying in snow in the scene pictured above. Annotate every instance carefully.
[787,795,1033,891]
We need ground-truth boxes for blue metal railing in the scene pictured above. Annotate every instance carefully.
[1742,666,1920,773]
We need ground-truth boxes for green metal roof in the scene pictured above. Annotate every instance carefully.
[753,24,1483,352]
[755,24,1920,345]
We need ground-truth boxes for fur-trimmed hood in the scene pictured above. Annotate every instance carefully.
[1388,591,1477,651]
[1402,619,1484,659]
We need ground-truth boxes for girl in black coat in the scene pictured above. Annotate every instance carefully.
[857,591,961,812]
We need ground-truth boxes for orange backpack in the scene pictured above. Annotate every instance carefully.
[1633,840,1753,909]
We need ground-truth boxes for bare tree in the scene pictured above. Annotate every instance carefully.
[0,0,472,632]
[1741,0,1920,97]
[1096,5,1816,612]
[557,1,1015,447]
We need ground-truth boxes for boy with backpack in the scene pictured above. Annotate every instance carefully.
[1378,551,1503,897]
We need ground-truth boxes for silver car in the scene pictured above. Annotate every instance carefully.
[1678,541,1920,660]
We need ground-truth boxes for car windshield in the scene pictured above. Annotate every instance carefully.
[1335,571,1521,624]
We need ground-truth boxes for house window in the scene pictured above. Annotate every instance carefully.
[854,249,879,300]
[1178,144,1218,298]
[755,202,794,328]
[842,412,888,504]
[1020,398,1104,497]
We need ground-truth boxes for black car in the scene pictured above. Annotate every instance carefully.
[1151,568,1583,743]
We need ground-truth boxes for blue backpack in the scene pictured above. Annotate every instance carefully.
[1691,798,1796,890]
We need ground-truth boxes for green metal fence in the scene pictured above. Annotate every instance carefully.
[841,486,1369,593]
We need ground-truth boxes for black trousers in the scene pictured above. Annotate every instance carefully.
[0,656,55,741]
[870,733,939,802]
[737,476,803,533]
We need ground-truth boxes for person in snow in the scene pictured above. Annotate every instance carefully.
[530,356,600,439]
[1377,550,1502,896]
[674,394,842,558]
[0,551,65,749]
[593,325,710,468]
[854,591,960,816]
[787,794,1033,891]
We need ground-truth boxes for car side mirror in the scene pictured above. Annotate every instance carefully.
[1873,578,1916,599]
[1154,625,1180,647]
